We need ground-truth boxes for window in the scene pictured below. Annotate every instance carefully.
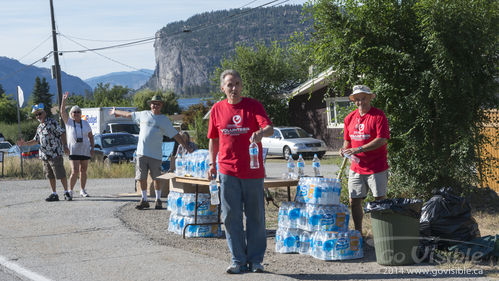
[326,97,354,128]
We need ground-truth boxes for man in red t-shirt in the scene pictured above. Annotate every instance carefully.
[207,69,273,274]
[340,85,390,234]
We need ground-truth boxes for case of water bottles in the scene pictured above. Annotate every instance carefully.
[167,191,221,238]
[167,191,219,217]
[275,177,363,260]
[295,177,342,205]
[175,149,210,178]
[168,213,221,238]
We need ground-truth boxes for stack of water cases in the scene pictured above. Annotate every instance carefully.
[167,191,221,237]
[275,177,363,260]
[175,149,210,178]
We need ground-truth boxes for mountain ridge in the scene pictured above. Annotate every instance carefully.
[0,56,91,100]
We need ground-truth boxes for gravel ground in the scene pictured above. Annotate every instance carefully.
[117,200,379,279]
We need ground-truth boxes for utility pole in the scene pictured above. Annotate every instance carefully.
[49,0,63,120]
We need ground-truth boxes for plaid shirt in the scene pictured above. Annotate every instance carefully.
[34,117,65,160]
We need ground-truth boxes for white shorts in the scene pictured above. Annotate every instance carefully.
[348,169,388,199]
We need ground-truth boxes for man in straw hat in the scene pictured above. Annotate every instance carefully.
[18,103,70,202]
[111,95,192,210]
[340,85,390,235]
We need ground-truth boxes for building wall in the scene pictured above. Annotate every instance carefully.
[288,87,344,150]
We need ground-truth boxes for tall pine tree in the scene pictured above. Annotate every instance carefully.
[31,77,53,117]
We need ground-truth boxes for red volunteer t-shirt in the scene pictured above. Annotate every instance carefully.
[207,97,272,179]
[344,107,390,174]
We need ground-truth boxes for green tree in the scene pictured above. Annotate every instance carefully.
[305,0,498,198]
[0,94,17,123]
[188,110,209,149]
[31,77,53,117]
[213,41,309,126]
[92,83,132,107]
[133,89,180,115]
[181,102,212,130]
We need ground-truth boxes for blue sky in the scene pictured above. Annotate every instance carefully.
[1,0,307,80]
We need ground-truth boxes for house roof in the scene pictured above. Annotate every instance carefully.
[289,66,336,97]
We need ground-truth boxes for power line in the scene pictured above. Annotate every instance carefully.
[58,0,284,54]
[0,0,293,82]
[0,51,53,81]
[60,34,152,76]
[59,34,154,43]
[17,34,52,61]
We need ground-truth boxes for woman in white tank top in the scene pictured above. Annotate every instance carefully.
[60,92,94,199]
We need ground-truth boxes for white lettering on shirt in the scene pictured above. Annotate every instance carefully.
[221,114,250,136]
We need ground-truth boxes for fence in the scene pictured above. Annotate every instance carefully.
[479,109,498,192]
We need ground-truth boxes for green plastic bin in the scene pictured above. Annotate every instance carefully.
[371,212,420,265]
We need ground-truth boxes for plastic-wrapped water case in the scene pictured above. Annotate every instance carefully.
[277,201,305,229]
[167,191,219,217]
[295,177,342,205]
[302,204,349,232]
[168,213,221,238]
[275,227,301,254]
[310,230,363,260]
[177,149,210,178]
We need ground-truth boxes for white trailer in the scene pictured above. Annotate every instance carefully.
[80,107,139,136]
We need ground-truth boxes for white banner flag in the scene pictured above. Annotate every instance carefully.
[17,86,24,108]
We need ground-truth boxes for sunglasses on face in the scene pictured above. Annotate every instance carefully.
[35,112,43,117]
[72,111,81,114]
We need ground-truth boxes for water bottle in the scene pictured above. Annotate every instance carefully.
[297,154,305,177]
[209,176,220,205]
[175,153,184,176]
[287,155,295,178]
[249,140,259,169]
[344,153,360,164]
[312,154,320,176]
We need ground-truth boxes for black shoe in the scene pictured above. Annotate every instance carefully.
[45,193,59,202]
[155,199,162,209]
[64,191,72,201]
[135,199,150,210]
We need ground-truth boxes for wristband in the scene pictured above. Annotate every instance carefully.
[357,146,364,153]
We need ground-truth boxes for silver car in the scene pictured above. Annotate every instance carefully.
[262,127,327,159]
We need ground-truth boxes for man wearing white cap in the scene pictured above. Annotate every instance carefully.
[340,85,390,234]
[18,103,70,202]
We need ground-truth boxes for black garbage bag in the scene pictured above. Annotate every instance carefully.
[365,198,423,218]
[420,187,480,247]
[448,235,499,261]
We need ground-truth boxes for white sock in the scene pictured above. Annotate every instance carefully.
[52,192,57,195]
[141,190,147,201]
[155,189,161,200]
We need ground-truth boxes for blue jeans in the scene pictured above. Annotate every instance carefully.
[219,173,266,266]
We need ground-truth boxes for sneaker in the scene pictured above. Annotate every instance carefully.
[80,189,89,197]
[154,199,162,209]
[135,199,150,210]
[249,263,264,273]
[64,191,72,201]
[45,193,59,202]
[226,264,247,274]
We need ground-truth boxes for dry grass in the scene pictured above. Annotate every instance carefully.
[0,156,134,179]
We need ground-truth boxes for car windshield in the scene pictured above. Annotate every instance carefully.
[102,134,137,148]
[111,124,140,134]
[0,142,12,149]
[280,128,310,139]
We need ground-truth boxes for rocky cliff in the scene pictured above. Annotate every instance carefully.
[144,5,311,95]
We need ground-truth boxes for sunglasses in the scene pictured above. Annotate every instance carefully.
[72,111,81,114]
[35,112,43,117]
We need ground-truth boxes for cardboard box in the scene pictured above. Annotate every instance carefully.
[169,177,209,194]
[135,173,170,198]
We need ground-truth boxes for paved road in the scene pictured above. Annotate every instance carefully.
[0,178,296,281]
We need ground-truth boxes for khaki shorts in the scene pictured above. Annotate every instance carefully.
[348,169,388,199]
[135,155,162,180]
[43,156,66,179]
